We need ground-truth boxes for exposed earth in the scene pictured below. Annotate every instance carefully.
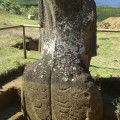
[0,76,23,120]
[97,17,120,29]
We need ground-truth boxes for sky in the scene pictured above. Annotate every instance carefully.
[95,0,120,8]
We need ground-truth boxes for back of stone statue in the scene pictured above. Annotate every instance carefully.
[21,0,103,120]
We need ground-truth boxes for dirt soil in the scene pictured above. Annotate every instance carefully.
[0,77,23,120]
[97,17,120,29]
[1,76,22,91]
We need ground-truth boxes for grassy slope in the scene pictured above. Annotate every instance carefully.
[91,6,120,77]
[0,49,40,74]
[90,32,120,77]
[97,6,120,22]
[0,11,38,27]
[0,11,40,76]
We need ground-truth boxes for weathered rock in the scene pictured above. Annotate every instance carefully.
[116,108,120,120]
[22,0,103,120]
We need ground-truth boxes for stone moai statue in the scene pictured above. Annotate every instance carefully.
[22,0,103,120]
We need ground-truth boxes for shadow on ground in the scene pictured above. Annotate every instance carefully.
[95,77,120,120]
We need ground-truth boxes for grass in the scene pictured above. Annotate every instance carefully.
[0,11,40,77]
[0,11,38,27]
[90,32,120,78]
[0,48,40,75]
[97,6,120,22]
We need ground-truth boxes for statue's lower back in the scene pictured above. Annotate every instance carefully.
[22,0,103,119]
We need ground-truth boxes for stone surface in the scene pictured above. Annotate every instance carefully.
[22,0,103,120]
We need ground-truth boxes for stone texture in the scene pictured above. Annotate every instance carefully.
[22,0,103,120]
[51,74,103,120]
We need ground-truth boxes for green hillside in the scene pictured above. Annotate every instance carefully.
[17,0,38,6]
[97,6,120,22]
